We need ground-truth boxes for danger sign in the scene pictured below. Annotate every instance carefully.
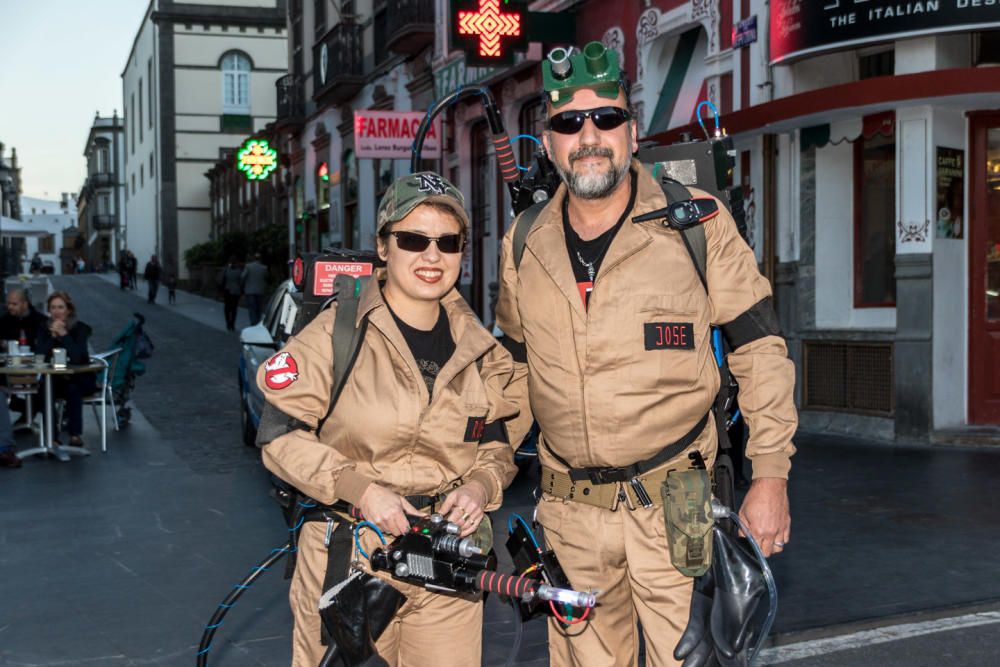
[354,110,441,159]
[313,261,374,297]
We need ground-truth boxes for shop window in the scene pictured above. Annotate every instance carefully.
[222,51,251,114]
[854,127,896,308]
[518,97,545,173]
[975,31,1000,66]
[859,50,894,79]
[343,150,358,248]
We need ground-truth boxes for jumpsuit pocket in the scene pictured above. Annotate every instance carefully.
[629,294,704,392]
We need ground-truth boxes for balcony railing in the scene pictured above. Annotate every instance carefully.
[386,0,434,56]
[92,214,115,231]
[313,22,364,106]
[87,172,114,189]
[276,74,304,124]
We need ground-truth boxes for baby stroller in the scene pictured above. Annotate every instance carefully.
[109,312,154,427]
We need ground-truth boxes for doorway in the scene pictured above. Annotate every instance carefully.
[968,112,1000,423]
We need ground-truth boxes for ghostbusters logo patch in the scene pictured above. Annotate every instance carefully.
[415,173,448,195]
[264,352,299,390]
[464,416,487,442]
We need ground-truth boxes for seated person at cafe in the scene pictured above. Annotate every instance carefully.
[0,288,47,345]
[0,288,48,423]
[35,291,95,449]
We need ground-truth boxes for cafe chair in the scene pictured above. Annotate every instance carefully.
[82,349,123,453]
[4,372,43,450]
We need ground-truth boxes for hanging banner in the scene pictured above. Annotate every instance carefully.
[770,1,1000,64]
[354,110,441,160]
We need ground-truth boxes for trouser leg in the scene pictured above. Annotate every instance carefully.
[537,495,639,667]
[375,589,482,667]
[289,523,334,667]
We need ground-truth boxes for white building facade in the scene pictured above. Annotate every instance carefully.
[19,196,77,276]
[121,0,287,279]
[80,113,126,268]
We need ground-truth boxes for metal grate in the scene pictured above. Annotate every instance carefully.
[803,341,894,416]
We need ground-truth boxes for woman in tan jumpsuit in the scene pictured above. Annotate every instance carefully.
[258,172,521,667]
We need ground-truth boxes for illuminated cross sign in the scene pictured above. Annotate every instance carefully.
[237,139,278,181]
[451,0,528,66]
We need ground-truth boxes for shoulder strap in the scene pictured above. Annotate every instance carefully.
[512,200,548,269]
[658,178,708,292]
[316,274,370,433]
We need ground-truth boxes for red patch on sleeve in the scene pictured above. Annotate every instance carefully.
[264,352,299,390]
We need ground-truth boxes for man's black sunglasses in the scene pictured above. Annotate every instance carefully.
[390,231,465,254]
[546,107,631,135]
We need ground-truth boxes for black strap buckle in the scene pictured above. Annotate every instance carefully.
[574,465,634,485]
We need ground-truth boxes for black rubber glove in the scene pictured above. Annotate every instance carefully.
[674,569,720,667]
[318,571,406,667]
[707,527,766,661]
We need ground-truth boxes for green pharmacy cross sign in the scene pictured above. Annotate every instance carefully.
[237,139,278,181]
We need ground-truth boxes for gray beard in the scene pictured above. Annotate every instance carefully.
[556,151,631,201]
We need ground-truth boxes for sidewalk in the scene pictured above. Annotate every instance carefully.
[95,272,256,334]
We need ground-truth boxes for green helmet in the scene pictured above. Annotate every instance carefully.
[542,41,624,108]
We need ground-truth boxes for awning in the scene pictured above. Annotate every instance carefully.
[800,110,895,150]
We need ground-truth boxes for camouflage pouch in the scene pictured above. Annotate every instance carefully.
[661,469,714,577]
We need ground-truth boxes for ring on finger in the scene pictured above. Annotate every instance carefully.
[774,540,787,548]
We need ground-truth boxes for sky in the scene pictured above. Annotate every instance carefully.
[0,0,150,202]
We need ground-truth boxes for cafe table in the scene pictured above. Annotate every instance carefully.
[0,358,104,462]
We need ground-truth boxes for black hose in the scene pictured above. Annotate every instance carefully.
[503,598,524,667]
[195,541,292,666]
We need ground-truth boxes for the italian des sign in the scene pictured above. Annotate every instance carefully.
[355,110,442,160]
[770,1,1000,63]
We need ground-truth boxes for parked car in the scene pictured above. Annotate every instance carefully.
[238,279,300,447]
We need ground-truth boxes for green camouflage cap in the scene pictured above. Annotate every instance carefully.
[376,172,470,235]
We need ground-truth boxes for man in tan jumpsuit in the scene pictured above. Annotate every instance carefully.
[496,48,797,667]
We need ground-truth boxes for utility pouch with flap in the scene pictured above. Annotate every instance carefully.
[662,468,714,577]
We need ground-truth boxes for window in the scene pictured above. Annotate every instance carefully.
[131,174,136,195]
[859,50,894,79]
[98,194,110,215]
[148,58,154,129]
[975,30,1000,66]
[97,146,110,174]
[343,150,358,248]
[221,51,251,114]
[140,164,144,188]
[374,159,393,212]
[314,0,326,37]
[854,122,896,307]
[40,235,55,253]
[373,1,388,65]
[139,79,144,143]
[149,152,154,177]
[130,94,135,154]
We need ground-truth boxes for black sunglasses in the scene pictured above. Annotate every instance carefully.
[547,106,631,135]
[390,231,465,254]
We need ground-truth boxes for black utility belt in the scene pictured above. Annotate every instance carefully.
[299,494,442,524]
[561,412,710,485]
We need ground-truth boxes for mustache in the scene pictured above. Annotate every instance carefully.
[569,145,614,163]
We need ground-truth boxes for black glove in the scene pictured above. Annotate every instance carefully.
[318,571,406,667]
[674,570,720,667]
[708,527,766,661]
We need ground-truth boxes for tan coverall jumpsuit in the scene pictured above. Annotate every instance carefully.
[258,278,520,667]
[496,161,797,667]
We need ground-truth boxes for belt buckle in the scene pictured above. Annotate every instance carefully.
[587,466,627,485]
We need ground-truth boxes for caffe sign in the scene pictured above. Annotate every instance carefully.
[770,1,1000,64]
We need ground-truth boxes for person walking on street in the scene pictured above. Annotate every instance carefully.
[126,251,138,290]
[495,43,797,667]
[29,252,42,274]
[165,272,178,304]
[143,255,161,304]
[118,255,129,290]
[219,257,243,331]
[241,252,268,326]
